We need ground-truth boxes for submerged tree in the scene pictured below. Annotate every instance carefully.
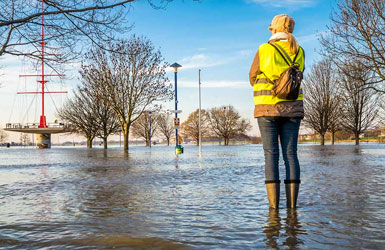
[303,59,341,145]
[0,129,8,143]
[58,88,101,148]
[157,112,174,146]
[208,105,251,146]
[337,62,379,145]
[20,133,31,147]
[181,109,210,146]
[328,106,343,145]
[131,112,159,146]
[94,98,121,149]
[78,62,120,149]
[80,36,173,151]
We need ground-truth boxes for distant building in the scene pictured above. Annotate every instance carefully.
[299,134,316,141]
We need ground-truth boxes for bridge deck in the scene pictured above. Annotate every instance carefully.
[5,123,69,134]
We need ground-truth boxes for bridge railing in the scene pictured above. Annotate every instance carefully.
[5,122,68,129]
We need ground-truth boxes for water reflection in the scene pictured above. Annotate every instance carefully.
[37,165,53,222]
[263,209,281,249]
[0,144,384,249]
[283,209,305,249]
[263,209,305,249]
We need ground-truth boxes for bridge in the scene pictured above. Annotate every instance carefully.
[5,123,70,148]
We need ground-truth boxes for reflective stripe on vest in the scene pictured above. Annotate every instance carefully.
[254,89,303,96]
[253,93,304,105]
[255,78,274,84]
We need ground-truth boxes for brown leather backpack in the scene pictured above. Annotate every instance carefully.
[269,42,303,100]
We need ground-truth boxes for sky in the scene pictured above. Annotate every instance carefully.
[0,0,335,143]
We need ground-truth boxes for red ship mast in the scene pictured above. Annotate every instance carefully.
[18,0,67,128]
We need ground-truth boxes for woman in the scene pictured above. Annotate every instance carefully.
[249,14,305,209]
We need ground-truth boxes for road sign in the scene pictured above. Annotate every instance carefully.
[174,118,180,126]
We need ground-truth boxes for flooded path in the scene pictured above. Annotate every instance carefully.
[0,144,384,249]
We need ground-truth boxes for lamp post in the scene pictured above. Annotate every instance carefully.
[198,69,202,156]
[148,111,152,148]
[170,63,182,150]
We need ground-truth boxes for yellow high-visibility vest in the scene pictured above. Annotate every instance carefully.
[253,41,305,106]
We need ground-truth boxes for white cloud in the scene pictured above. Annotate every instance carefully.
[166,53,229,72]
[239,49,254,57]
[247,0,316,7]
[296,31,329,44]
[179,53,229,70]
[168,49,254,72]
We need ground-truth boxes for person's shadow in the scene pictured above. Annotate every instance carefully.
[263,209,305,249]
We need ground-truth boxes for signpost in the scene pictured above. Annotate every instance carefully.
[174,117,180,127]
[170,63,184,154]
[198,69,202,156]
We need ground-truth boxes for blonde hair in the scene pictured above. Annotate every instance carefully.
[287,33,299,55]
[269,14,299,54]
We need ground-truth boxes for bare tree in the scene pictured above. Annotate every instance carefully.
[181,109,210,146]
[157,112,174,146]
[0,129,9,143]
[59,84,119,148]
[0,0,181,65]
[80,36,173,152]
[379,98,385,124]
[337,62,379,145]
[329,106,344,145]
[94,99,121,149]
[78,65,120,149]
[208,105,251,146]
[303,60,341,145]
[320,0,385,93]
[131,112,159,146]
[58,88,101,148]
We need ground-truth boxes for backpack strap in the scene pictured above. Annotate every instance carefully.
[292,47,302,64]
[269,42,301,66]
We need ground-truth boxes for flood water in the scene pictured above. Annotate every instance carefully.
[0,144,384,249]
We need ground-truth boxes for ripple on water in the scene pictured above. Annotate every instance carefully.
[0,144,384,249]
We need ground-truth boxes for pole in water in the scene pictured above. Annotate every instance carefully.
[170,63,183,155]
[149,111,152,148]
[198,69,202,156]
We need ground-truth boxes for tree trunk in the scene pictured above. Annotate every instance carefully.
[87,137,93,148]
[355,133,360,145]
[145,140,150,147]
[166,137,170,146]
[103,137,108,149]
[123,131,129,152]
[331,131,335,145]
[320,134,325,146]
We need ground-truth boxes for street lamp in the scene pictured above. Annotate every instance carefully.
[170,62,183,154]
[198,69,202,156]
[148,111,152,148]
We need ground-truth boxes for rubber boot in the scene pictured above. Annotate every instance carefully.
[265,180,280,209]
[284,180,301,208]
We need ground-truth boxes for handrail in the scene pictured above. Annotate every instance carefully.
[5,122,68,129]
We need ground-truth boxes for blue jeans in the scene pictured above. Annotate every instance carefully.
[257,117,301,182]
